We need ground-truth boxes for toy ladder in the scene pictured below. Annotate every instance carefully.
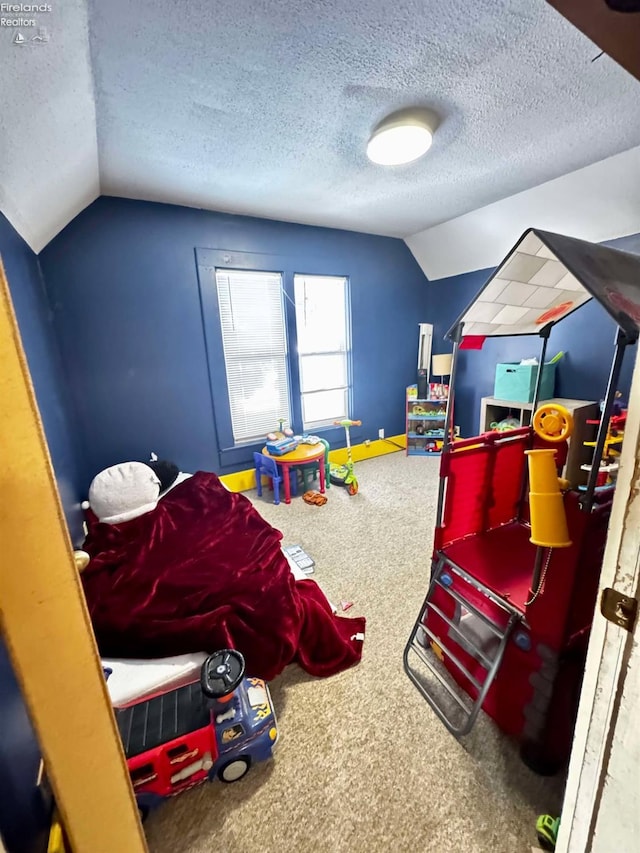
[403,554,521,736]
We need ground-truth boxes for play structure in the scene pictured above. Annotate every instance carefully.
[116,649,277,819]
[329,418,361,494]
[404,229,640,772]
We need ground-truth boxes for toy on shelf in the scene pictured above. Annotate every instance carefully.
[489,415,520,432]
[580,394,627,492]
[329,418,361,495]
[429,382,449,401]
[117,648,277,820]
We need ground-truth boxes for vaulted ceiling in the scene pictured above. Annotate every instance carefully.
[2,0,639,253]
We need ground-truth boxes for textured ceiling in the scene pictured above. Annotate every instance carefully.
[0,0,98,251]
[2,0,640,251]
[89,0,640,238]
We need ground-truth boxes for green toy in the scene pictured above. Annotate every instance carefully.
[329,419,361,495]
[536,815,560,851]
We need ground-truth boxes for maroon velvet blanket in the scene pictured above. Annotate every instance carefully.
[82,472,365,680]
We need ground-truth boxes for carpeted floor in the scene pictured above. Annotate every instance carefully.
[145,453,564,853]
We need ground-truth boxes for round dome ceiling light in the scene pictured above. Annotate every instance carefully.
[366,107,439,166]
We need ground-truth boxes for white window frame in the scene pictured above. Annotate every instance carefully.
[294,274,351,431]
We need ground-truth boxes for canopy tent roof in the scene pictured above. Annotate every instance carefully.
[447,230,640,341]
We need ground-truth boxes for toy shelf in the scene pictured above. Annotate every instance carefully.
[406,396,447,457]
[479,396,599,488]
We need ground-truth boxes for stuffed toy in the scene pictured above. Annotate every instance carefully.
[88,461,162,524]
[84,457,184,524]
[147,459,180,493]
[302,490,327,506]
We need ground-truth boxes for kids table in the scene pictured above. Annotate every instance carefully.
[261,443,326,504]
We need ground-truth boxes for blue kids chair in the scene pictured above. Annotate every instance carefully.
[254,453,297,504]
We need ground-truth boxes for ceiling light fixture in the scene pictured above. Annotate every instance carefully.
[366,107,439,167]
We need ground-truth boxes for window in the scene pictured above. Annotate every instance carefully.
[294,275,350,429]
[215,269,291,443]
[210,263,351,450]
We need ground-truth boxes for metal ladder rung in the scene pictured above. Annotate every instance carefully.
[417,622,482,692]
[409,642,472,714]
[404,557,522,736]
[434,578,504,637]
[424,601,495,669]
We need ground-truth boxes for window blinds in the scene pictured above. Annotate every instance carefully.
[215,269,291,443]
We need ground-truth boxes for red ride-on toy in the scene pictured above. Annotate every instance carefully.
[115,649,277,820]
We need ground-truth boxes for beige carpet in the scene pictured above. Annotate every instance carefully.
[145,453,564,853]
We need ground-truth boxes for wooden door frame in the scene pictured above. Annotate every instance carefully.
[557,341,640,852]
[0,260,147,852]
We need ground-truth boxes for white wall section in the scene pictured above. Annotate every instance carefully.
[406,146,640,281]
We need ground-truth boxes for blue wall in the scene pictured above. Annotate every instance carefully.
[40,197,430,488]
[0,213,85,543]
[426,234,640,437]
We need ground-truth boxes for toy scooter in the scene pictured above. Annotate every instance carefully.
[329,419,361,495]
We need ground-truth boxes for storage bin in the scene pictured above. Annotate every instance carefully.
[494,361,556,403]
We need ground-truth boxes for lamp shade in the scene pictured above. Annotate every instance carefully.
[432,353,453,377]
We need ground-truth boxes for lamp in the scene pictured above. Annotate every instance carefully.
[366,108,439,166]
[431,353,452,400]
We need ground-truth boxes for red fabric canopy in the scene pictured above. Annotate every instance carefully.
[82,472,365,681]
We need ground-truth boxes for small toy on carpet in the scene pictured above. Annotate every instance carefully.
[535,814,559,851]
[283,544,315,574]
[303,490,327,506]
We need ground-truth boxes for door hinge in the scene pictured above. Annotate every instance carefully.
[601,588,638,632]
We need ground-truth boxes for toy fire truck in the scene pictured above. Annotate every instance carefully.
[115,649,277,819]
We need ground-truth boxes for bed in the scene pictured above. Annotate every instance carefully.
[81,468,364,703]
[103,549,329,707]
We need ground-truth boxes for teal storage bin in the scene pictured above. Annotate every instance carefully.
[494,362,556,403]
